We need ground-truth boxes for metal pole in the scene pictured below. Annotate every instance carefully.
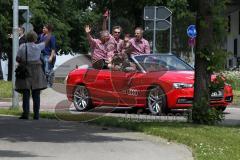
[191,45,194,67]
[169,15,172,53]
[153,7,157,53]
[26,9,29,32]
[12,0,19,108]
[108,10,111,33]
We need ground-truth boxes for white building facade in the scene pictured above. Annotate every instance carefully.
[226,2,240,68]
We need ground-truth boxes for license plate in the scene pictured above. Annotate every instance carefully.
[211,91,223,97]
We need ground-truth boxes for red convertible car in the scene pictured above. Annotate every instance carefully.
[66,54,233,114]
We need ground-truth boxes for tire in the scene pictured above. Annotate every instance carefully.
[147,86,168,115]
[73,85,92,111]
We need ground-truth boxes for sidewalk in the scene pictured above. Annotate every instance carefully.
[0,84,68,112]
[0,115,193,160]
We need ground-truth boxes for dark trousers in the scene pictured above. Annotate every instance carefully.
[22,89,41,119]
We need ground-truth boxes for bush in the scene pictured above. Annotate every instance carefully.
[221,71,240,90]
[191,97,224,125]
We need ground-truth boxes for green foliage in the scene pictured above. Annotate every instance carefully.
[191,97,224,125]
[222,71,240,90]
[197,0,228,73]
[167,0,195,53]
[210,75,225,93]
[0,0,100,54]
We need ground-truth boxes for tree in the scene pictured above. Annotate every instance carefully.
[192,0,227,124]
[0,0,99,81]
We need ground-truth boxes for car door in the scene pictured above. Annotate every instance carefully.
[83,69,118,104]
[109,69,145,106]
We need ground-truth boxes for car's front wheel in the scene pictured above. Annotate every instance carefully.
[147,86,168,115]
[73,85,92,111]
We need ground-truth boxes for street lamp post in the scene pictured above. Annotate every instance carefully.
[12,0,19,108]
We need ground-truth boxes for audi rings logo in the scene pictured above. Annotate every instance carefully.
[123,89,139,96]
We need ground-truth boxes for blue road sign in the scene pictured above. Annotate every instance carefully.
[187,25,197,38]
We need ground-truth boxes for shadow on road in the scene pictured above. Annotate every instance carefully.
[0,116,137,144]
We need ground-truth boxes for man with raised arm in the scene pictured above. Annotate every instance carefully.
[85,25,116,69]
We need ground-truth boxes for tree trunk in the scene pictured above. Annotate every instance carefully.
[192,0,214,122]
[0,56,3,80]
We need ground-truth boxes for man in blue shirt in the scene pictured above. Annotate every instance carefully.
[38,24,56,87]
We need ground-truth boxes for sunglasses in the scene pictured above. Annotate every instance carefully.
[114,31,120,34]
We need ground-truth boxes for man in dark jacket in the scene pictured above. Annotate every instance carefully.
[18,26,26,45]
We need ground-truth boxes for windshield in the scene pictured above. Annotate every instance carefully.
[133,54,193,72]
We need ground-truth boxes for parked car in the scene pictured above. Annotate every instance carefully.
[66,53,233,114]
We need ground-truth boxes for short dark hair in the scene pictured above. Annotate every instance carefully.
[44,24,53,32]
[135,27,144,33]
[124,33,131,38]
[112,26,122,32]
[26,31,38,42]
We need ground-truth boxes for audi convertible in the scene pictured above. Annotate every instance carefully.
[66,54,233,114]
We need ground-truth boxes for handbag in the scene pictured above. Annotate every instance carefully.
[15,43,30,79]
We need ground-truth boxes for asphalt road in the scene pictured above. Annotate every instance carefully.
[0,116,193,160]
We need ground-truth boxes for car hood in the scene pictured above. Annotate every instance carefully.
[158,70,194,83]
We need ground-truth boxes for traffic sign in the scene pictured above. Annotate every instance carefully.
[187,25,197,38]
[144,6,155,20]
[145,19,171,31]
[22,22,34,31]
[144,6,172,20]
[22,10,33,21]
[156,6,172,20]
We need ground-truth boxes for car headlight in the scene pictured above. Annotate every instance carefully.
[173,83,193,89]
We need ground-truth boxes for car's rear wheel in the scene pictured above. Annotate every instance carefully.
[73,85,92,111]
[147,86,168,115]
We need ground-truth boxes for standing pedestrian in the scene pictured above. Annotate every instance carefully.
[15,31,49,120]
[38,24,56,87]
[18,26,26,45]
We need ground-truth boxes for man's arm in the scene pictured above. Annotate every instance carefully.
[102,16,108,31]
[85,25,96,48]
[102,9,109,31]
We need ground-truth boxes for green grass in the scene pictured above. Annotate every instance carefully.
[91,117,240,160]
[0,80,12,99]
[0,108,240,160]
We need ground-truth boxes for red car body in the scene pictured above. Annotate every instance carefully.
[66,54,233,113]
